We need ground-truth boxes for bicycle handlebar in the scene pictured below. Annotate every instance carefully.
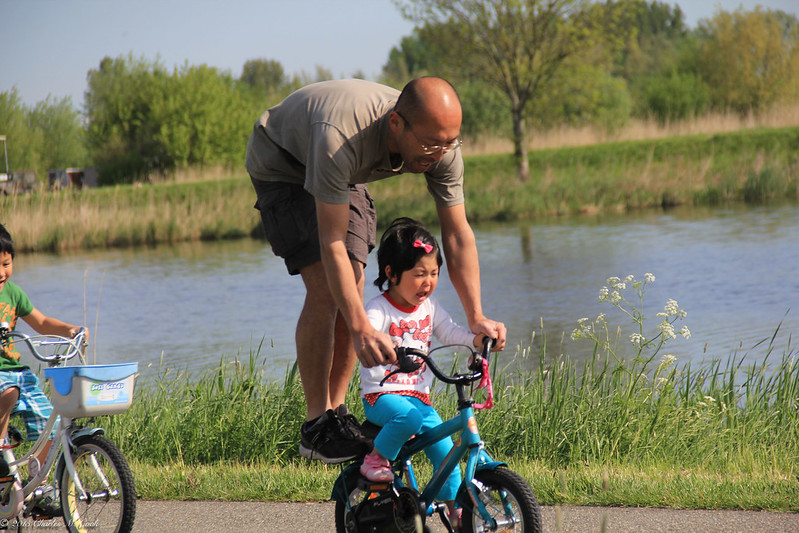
[0,322,87,364]
[381,337,495,387]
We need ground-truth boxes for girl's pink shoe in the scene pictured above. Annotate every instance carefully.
[450,508,463,531]
[360,453,393,482]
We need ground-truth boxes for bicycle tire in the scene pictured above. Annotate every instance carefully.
[56,434,136,533]
[459,467,542,533]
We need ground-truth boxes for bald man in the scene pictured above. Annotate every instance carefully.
[246,77,506,464]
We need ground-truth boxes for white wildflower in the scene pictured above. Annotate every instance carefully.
[609,291,622,304]
[704,396,716,403]
[660,354,677,367]
[571,321,593,340]
[599,287,609,301]
[630,333,645,345]
[624,275,635,283]
[659,321,676,340]
[663,299,680,316]
[665,299,687,318]
[680,326,691,339]
[644,273,656,283]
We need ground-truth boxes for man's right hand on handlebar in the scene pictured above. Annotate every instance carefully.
[353,326,396,368]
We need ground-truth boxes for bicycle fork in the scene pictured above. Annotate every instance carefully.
[59,422,89,502]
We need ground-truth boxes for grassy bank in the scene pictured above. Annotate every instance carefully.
[100,321,798,510]
[2,126,799,252]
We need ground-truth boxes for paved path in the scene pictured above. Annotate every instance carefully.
[132,500,799,532]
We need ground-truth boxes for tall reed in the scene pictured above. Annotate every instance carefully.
[105,313,798,479]
[1,179,261,253]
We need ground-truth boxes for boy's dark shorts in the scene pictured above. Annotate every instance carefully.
[251,178,376,275]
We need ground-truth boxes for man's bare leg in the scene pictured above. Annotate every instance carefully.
[297,260,369,463]
[328,260,364,409]
[297,261,338,421]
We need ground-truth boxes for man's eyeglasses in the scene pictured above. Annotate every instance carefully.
[396,111,463,155]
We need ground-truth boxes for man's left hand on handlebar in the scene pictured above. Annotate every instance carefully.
[470,317,506,351]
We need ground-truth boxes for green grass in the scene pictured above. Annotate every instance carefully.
[3,126,799,251]
[127,458,798,510]
[101,324,798,511]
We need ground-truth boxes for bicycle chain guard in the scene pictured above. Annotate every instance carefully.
[347,479,424,533]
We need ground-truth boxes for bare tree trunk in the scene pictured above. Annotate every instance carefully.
[511,104,530,182]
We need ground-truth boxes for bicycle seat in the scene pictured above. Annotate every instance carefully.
[360,420,382,440]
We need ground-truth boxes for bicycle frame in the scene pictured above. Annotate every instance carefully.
[334,341,508,529]
[334,342,542,533]
[3,404,100,505]
[391,391,505,524]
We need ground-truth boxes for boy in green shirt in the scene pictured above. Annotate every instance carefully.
[0,223,85,518]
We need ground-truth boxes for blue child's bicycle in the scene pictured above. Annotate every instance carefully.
[332,338,542,533]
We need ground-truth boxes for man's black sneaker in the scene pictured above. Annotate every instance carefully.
[29,484,62,519]
[334,404,373,447]
[299,408,370,464]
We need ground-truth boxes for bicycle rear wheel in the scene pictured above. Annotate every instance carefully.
[57,434,136,533]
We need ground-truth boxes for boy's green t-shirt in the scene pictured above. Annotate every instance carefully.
[0,280,34,371]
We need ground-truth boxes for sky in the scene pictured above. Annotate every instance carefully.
[2,0,799,109]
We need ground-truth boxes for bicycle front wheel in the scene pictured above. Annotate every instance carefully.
[57,434,136,533]
[459,467,542,533]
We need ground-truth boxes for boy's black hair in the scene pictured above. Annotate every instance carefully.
[374,217,442,291]
[0,223,14,258]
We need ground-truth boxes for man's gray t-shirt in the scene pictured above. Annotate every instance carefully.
[245,79,464,206]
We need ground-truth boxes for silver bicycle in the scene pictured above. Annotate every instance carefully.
[0,323,137,532]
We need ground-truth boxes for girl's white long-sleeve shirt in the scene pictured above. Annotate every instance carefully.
[360,292,474,399]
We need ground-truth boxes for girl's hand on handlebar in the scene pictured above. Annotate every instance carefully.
[472,333,487,349]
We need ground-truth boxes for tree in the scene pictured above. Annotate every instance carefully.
[0,89,43,176]
[29,96,88,171]
[614,1,687,82]
[84,54,168,182]
[696,8,799,114]
[0,89,86,182]
[381,29,440,85]
[240,58,287,96]
[395,0,629,181]
[85,54,255,184]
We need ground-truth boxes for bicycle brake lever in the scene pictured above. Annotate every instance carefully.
[379,347,424,386]
[468,354,484,372]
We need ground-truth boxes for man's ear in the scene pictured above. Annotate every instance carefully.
[388,110,403,131]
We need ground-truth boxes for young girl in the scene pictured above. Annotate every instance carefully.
[360,217,483,529]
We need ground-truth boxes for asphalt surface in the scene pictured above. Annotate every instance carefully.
[131,500,799,532]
